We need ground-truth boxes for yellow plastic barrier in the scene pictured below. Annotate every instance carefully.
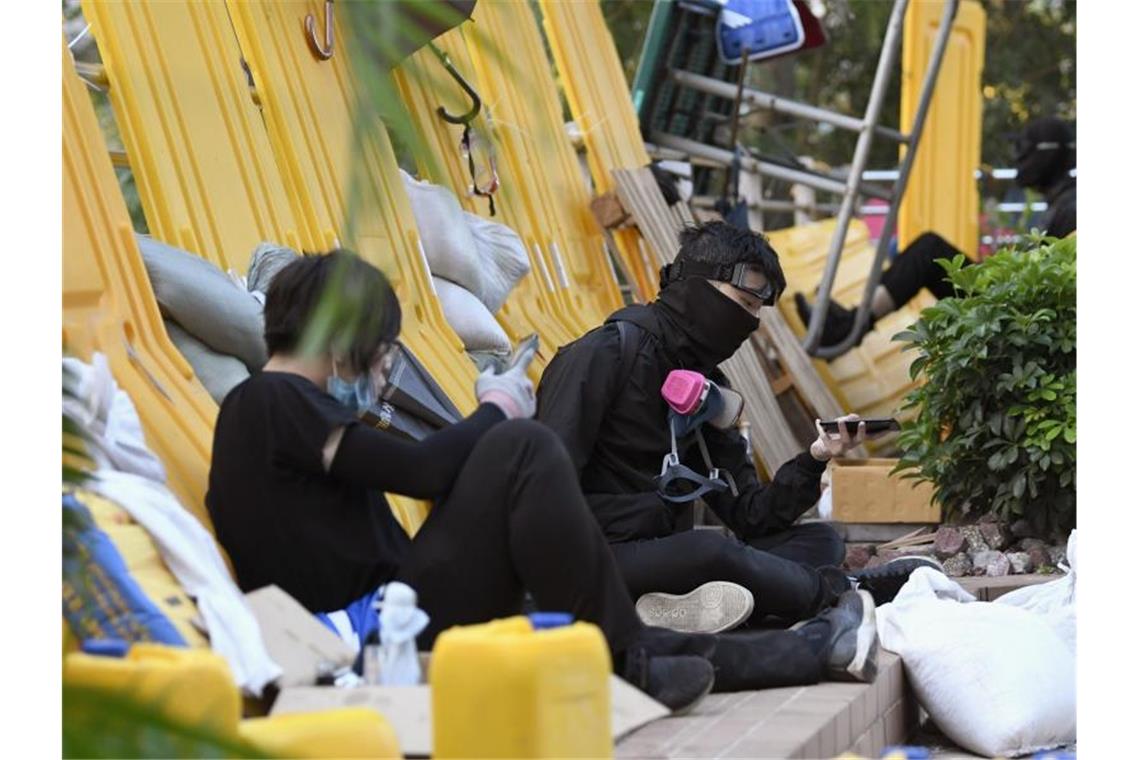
[770,219,936,427]
[80,0,439,534]
[462,1,625,333]
[65,645,402,758]
[431,616,612,759]
[80,0,309,271]
[223,0,479,419]
[64,40,217,528]
[898,0,986,258]
[538,0,659,302]
[394,34,580,374]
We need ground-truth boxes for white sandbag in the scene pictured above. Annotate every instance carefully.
[164,319,250,404]
[462,211,530,313]
[247,241,301,296]
[877,568,1075,757]
[137,235,267,372]
[401,170,484,297]
[432,277,511,354]
[997,530,1076,654]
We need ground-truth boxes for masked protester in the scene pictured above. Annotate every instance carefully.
[207,250,727,714]
[796,115,1076,356]
[536,222,940,692]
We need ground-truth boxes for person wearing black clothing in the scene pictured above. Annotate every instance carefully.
[796,116,1077,355]
[535,223,935,646]
[208,251,731,711]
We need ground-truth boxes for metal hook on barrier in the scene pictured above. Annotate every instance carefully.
[305,0,334,61]
[428,43,482,125]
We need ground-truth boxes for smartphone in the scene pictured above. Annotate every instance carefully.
[820,418,900,437]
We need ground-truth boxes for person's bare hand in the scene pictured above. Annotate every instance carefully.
[810,413,866,461]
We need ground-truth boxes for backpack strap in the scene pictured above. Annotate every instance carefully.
[614,320,641,394]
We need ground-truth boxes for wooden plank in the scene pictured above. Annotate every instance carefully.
[612,167,682,267]
[760,308,869,458]
[722,346,803,476]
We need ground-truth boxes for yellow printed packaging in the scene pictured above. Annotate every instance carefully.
[431,616,612,758]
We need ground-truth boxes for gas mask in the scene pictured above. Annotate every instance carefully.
[655,369,745,504]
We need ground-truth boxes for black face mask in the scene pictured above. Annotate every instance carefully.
[655,278,760,369]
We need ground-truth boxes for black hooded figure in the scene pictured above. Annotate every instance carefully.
[537,222,854,611]
[795,116,1077,355]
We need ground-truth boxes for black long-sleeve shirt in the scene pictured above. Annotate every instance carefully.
[536,304,825,544]
[207,371,503,612]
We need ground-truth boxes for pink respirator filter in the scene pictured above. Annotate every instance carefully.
[661,370,709,415]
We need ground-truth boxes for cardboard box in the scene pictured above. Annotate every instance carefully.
[829,458,941,523]
[271,676,669,757]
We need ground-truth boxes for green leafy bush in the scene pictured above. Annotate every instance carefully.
[893,235,1076,540]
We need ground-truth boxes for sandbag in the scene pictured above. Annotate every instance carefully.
[997,530,1076,655]
[137,235,267,372]
[462,211,530,313]
[247,241,300,296]
[401,170,530,313]
[164,319,250,404]
[401,170,483,299]
[877,568,1075,757]
[432,277,511,354]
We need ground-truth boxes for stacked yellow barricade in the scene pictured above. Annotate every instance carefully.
[63,38,216,528]
[80,0,449,534]
[538,0,660,302]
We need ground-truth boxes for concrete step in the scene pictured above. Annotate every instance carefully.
[616,651,916,759]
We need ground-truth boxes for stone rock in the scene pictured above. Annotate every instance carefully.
[844,544,873,571]
[942,552,973,578]
[984,552,1011,577]
[933,527,965,559]
[979,521,1011,551]
[1006,551,1033,574]
[1025,545,1051,570]
[1019,538,1048,553]
[970,550,1002,576]
[902,543,938,558]
[1010,519,1035,540]
[960,526,989,554]
[1049,545,1068,567]
[977,513,999,524]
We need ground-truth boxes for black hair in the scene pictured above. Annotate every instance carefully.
[673,221,786,299]
[263,250,402,375]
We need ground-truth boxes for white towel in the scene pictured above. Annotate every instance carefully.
[90,469,283,696]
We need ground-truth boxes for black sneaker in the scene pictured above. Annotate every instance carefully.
[635,581,754,634]
[850,556,944,606]
[795,292,868,351]
[818,590,879,683]
[622,648,715,715]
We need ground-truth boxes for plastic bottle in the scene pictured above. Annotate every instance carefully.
[376,582,429,686]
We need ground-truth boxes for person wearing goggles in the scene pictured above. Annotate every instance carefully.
[796,116,1076,356]
[537,221,937,692]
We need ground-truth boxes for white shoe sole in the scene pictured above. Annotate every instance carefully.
[635,581,754,634]
[845,589,879,683]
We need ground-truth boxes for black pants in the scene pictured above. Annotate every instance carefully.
[608,522,846,625]
[398,420,643,655]
[880,231,972,305]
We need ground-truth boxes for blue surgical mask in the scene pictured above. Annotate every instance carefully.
[327,365,377,414]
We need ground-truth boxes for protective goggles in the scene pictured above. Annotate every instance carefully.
[661,260,778,305]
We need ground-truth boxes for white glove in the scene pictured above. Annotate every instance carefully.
[476,362,536,420]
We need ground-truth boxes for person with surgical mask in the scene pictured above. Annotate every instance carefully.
[795,116,1076,355]
[206,249,722,713]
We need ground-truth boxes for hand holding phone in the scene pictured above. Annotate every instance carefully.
[819,418,900,437]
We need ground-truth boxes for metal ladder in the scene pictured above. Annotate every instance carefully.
[653,0,960,358]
